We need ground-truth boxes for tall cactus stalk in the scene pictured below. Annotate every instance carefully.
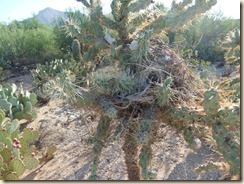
[71,37,82,62]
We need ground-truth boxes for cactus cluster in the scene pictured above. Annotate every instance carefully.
[51,0,241,180]
[32,59,81,80]
[172,88,240,176]
[31,59,88,102]
[0,83,37,121]
[0,109,39,180]
[31,59,76,91]
[202,89,240,175]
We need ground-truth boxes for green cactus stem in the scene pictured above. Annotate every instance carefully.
[72,38,83,62]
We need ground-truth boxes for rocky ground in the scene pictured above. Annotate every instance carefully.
[6,72,230,181]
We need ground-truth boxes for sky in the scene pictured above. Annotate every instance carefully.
[0,0,240,23]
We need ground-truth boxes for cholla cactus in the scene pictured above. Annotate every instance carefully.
[222,28,240,66]
[63,0,229,180]
[67,0,217,63]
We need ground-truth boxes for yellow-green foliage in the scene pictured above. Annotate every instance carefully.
[0,18,61,68]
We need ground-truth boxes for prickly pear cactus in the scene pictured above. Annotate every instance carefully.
[156,77,172,107]
[202,89,240,175]
[212,121,240,175]
[0,110,39,180]
[0,83,37,121]
[165,87,240,177]
[12,158,26,176]
[205,89,240,175]
[202,89,221,116]
[0,99,12,115]
[23,156,39,170]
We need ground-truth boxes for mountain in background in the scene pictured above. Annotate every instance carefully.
[35,7,66,24]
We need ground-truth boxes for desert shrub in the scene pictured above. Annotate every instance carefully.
[172,12,239,64]
[53,17,73,58]
[180,49,211,70]
[0,67,4,82]
[0,18,61,69]
[0,57,11,70]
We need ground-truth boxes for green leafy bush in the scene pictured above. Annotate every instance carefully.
[173,13,239,64]
[0,18,62,69]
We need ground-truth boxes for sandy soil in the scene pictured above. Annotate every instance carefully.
[6,73,228,180]
[21,99,227,180]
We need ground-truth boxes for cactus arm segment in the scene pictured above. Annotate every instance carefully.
[128,0,152,13]
[139,0,217,37]
[76,0,91,8]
